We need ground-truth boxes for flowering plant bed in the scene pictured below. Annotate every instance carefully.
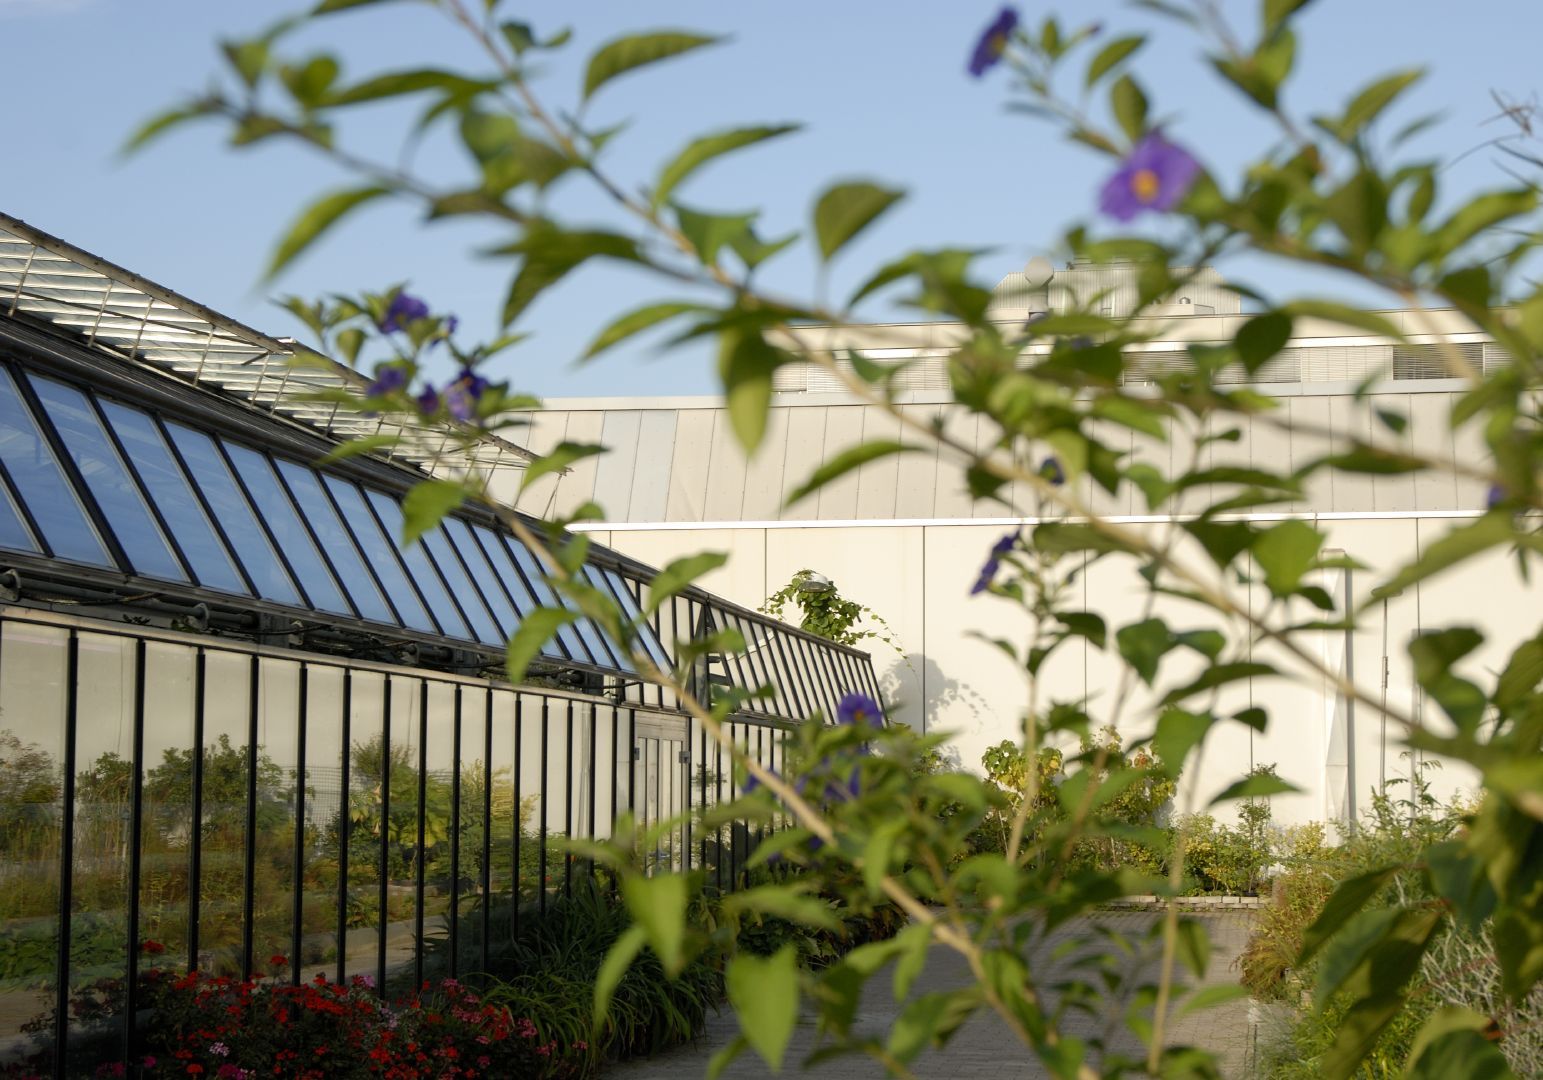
[115,958,588,1080]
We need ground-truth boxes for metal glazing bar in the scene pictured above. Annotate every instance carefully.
[586,705,597,879]
[91,394,199,585]
[290,665,308,986]
[123,639,147,1062]
[242,656,260,981]
[54,631,79,1079]
[414,681,428,992]
[564,701,574,898]
[334,671,352,987]
[376,678,391,996]
[512,695,522,944]
[448,686,462,979]
[481,687,493,981]
[189,649,206,971]
[538,698,549,917]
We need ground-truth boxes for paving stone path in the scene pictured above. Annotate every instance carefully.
[613,910,1258,1079]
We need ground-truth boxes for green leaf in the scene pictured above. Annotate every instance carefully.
[323,68,490,107]
[400,480,468,546]
[314,0,406,12]
[1164,662,1276,706]
[315,433,402,465]
[1253,518,1323,597]
[1280,300,1403,339]
[1153,709,1211,776]
[721,885,841,931]
[505,607,577,683]
[581,301,704,361]
[784,441,916,507]
[887,988,981,1063]
[1299,866,1398,963]
[1432,189,1538,256]
[812,181,904,261]
[1209,770,1298,805]
[674,205,757,265]
[705,1035,750,1080]
[122,105,215,156]
[1175,917,1210,978]
[497,224,643,325]
[266,186,388,280]
[520,442,605,493]
[718,330,784,453]
[621,872,689,976]
[1111,74,1148,140]
[644,551,728,615]
[653,124,800,209]
[726,946,799,1069]
[1407,1006,1515,1080]
[1263,0,1316,32]
[592,925,646,1034]
[1374,513,1532,599]
[1174,983,1250,1020]
[583,31,720,101]
[1085,36,1144,89]
[1235,312,1293,373]
[1333,69,1424,141]
[892,922,932,1001]
[1116,618,1173,686]
[1321,994,1409,1080]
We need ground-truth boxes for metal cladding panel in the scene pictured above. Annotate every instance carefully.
[665,410,715,522]
[893,404,941,519]
[1246,408,1296,515]
[703,411,748,522]
[932,407,977,519]
[1368,394,1417,512]
[815,406,864,520]
[1451,407,1492,511]
[854,407,902,519]
[629,410,679,523]
[1288,396,1335,512]
[779,407,828,521]
[504,409,570,517]
[591,411,644,520]
[1409,393,1458,511]
[1082,418,1132,518]
[1328,395,1376,512]
[740,407,790,521]
[552,411,605,521]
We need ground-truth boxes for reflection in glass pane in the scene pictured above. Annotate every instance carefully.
[300,666,344,981]
[474,527,574,660]
[164,425,302,607]
[0,622,68,1069]
[0,476,37,554]
[344,673,384,983]
[228,450,359,619]
[454,688,488,975]
[69,633,136,1072]
[498,534,590,661]
[485,691,516,956]
[316,481,436,636]
[442,519,521,640]
[517,699,548,904]
[141,642,198,978]
[603,569,673,670]
[384,678,420,993]
[100,401,247,594]
[0,367,111,566]
[422,525,502,645]
[361,496,469,641]
[199,651,251,976]
[420,683,455,970]
[31,376,186,581]
[252,659,300,979]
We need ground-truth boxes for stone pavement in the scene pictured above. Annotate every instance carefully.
[612,910,1258,1079]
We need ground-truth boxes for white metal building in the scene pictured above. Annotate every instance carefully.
[509,263,1535,826]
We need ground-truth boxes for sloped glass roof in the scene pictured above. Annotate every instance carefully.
[0,360,624,671]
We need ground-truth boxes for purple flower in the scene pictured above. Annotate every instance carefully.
[971,530,1019,595]
[378,291,430,333]
[1040,455,1065,486]
[836,693,884,729]
[1486,483,1505,509]
[1099,132,1201,222]
[416,385,441,415]
[443,367,489,422]
[365,364,408,397]
[968,7,1019,77]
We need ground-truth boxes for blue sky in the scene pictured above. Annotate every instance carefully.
[3,0,1538,397]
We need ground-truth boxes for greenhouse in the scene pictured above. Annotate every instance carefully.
[0,213,878,1073]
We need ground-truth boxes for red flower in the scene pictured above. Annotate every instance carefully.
[269,954,289,968]
[141,939,167,955]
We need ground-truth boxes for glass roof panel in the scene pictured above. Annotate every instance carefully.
[441,517,522,641]
[319,477,439,637]
[99,401,248,595]
[600,568,672,671]
[503,537,618,668]
[474,526,576,660]
[164,424,303,606]
[0,367,112,567]
[224,444,358,617]
[379,500,502,646]
[0,475,37,554]
[361,490,469,641]
[264,458,392,624]
[29,375,187,582]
